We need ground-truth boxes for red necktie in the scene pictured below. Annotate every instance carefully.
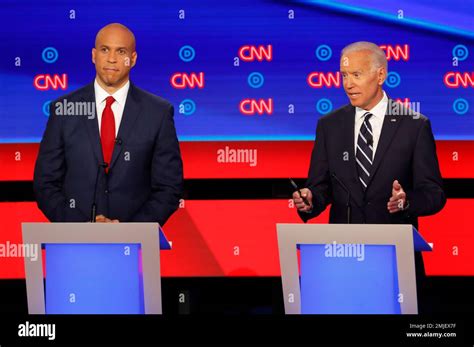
[100,96,116,171]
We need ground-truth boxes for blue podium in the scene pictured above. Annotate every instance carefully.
[277,224,431,314]
[22,223,170,314]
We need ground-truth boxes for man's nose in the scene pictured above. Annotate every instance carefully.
[345,76,354,89]
[107,51,117,63]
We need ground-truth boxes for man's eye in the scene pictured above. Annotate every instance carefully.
[101,48,108,52]
[119,50,125,54]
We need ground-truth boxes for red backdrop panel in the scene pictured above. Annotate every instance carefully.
[0,140,473,180]
[0,199,471,278]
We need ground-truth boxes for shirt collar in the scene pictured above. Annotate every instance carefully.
[355,90,388,120]
[94,79,130,106]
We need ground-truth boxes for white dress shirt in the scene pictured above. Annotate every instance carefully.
[354,91,388,158]
[94,79,130,137]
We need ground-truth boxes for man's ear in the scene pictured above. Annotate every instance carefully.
[92,48,96,64]
[131,51,137,68]
[378,67,387,85]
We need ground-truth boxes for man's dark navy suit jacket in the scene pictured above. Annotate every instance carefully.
[299,99,446,227]
[298,99,446,290]
[34,82,183,225]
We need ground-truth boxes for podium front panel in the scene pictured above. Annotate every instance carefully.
[45,244,144,314]
[300,244,401,314]
[277,224,419,314]
[22,223,163,314]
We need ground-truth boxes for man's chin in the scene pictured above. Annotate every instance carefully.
[97,75,128,89]
[349,100,360,107]
[103,79,116,86]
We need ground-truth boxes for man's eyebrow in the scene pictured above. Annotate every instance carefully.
[98,45,128,51]
[340,70,363,74]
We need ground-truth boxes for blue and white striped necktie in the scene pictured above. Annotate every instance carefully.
[356,112,373,190]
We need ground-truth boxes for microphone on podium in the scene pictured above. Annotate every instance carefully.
[331,172,351,224]
[90,162,109,223]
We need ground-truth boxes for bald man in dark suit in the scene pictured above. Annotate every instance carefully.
[34,23,183,225]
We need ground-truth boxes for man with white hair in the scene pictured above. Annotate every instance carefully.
[292,41,446,312]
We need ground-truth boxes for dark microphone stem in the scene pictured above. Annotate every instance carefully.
[90,163,108,223]
[331,173,351,224]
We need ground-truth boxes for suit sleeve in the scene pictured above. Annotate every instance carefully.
[405,118,446,217]
[130,104,184,225]
[33,101,88,222]
[298,119,332,222]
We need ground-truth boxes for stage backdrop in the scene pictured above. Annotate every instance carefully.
[0,0,472,277]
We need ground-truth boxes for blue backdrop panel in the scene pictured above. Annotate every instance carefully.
[0,0,472,143]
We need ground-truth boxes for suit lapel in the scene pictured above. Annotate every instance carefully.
[108,83,141,170]
[365,99,402,188]
[342,105,364,207]
[80,83,104,165]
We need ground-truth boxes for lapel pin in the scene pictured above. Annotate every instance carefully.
[390,118,396,122]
